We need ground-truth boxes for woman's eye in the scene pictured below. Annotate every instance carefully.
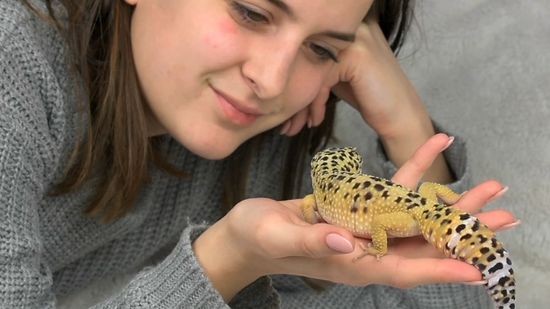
[309,43,338,62]
[231,2,269,24]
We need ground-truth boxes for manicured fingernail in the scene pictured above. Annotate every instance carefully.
[280,122,290,135]
[442,136,455,151]
[326,233,353,253]
[488,186,509,203]
[498,220,521,231]
[462,280,487,286]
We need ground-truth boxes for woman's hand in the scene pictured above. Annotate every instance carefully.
[193,134,517,301]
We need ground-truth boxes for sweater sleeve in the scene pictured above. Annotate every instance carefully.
[91,225,280,309]
[0,33,58,309]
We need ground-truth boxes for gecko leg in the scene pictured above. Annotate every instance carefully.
[300,194,318,224]
[418,182,462,205]
[353,212,418,261]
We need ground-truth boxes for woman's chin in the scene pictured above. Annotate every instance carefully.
[183,137,241,161]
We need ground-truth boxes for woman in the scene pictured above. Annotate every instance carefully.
[0,0,516,307]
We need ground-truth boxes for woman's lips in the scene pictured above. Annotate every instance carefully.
[213,89,261,126]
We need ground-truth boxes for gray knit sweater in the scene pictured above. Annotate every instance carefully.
[0,1,492,308]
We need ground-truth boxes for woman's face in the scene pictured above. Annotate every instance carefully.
[126,0,372,159]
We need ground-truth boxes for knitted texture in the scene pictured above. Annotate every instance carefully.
[0,1,490,308]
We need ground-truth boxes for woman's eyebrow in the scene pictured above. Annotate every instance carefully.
[319,31,356,42]
[267,0,295,18]
[266,0,356,42]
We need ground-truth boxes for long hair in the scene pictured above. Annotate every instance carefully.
[20,0,415,223]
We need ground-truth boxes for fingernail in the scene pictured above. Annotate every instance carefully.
[442,136,455,151]
[326,233,353,253]
[498,220,521,231]
[488,186,509,203]
[279,122,290,135]
[462,280,487,286]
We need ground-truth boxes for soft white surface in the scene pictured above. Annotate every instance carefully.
[59,1,549,308]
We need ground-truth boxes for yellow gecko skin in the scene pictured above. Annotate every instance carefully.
[301,147,516,309]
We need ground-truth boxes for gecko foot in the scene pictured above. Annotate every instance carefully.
[352,242,384,262]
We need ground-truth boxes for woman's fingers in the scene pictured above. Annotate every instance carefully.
[391,133,453,189]
[454,180,507,213]
[280,108,309,136]
[308,86,331,127]
[383,257,482,288]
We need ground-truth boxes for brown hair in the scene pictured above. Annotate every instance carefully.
[21,0,414,223]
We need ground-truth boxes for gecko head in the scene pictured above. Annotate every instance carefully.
[311,147,363,174]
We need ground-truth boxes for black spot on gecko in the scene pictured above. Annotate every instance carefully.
[353,182,361,190]
[477,235,488,244]
[444,208,452,216]
[363,181,371,188]
[374,184,385,191]
[499,276,511,285]
[395,197,403,203]
[480,247,490,254]
[460,234,472,241]
[455,224,466,233]
[488,262,504,274]
[381,191,390,199]
[420,198,427,205]
[459,213,470,220]
[365,192,373,201]
[472,221,480,232]
[406,203,419,210]
[487,254,496,262]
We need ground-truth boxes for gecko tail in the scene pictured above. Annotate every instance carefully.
[414,205,516,308]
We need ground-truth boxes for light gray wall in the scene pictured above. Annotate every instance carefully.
[336,1,550,307]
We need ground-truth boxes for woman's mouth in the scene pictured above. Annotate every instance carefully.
[212,88,262,126]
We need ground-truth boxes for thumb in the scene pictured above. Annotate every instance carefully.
[292,223,356,258]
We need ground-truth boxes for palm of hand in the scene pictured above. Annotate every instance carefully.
[226,135,515,288]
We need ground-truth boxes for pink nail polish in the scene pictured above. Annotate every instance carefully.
[462,280,487,286]
[488,186,509,203]
[326,233,353,253]
[498,220,521,231]
[442,136,455,151]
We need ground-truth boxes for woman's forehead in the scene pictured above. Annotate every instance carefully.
[277,0,373,30]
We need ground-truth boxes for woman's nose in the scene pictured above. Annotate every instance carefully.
[242,40,299,100]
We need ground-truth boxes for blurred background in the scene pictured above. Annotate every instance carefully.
[336,1,549,307]
[59,1,549,308]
